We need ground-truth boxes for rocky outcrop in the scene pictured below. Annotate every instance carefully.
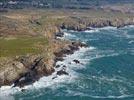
[12,41,87,87]
[73,60,80,64]
[57,69,69,76]
[0,60,27,86]
[54,41,87,59]
[0,39,87,87]
[1,9,134,88]
[1,16,132,87]
[55,31,64,38]
[0,56,55,87]
[13,57,55,87]
[60,17,134,31]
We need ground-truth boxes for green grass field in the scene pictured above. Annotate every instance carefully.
[0,36,48,57]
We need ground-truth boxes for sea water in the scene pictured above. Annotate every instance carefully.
[0,26,134,100]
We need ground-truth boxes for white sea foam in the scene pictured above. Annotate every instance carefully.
[65,86,134,98]
[0,67,72,97]
[129,40,134,44]
[100,26,117,30]
[122,25,134,29]
[91,26,117,31]
[88,46,96,50]
[0,95,15,100]
[88,75,125,83]
[0,46,92,99]
[84,29,99,33]
[84,26,116,33]
[88,94,134,99]
[64,32,75,37]
[63,32,76,39]
[87,52,120,62]
[1,26,133,99]
[122,31,134,39]
[65,90,88,96]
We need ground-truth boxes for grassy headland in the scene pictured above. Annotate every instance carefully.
[0,36,48,57]
[0,8,134,87]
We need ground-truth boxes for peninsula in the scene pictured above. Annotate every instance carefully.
[0,8,134,87]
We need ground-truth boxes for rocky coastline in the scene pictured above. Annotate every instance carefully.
[0,9,134,88]
[0,22,133,88]
[0,35,87,88]
[16,41,87,87]
[60,18,134,31]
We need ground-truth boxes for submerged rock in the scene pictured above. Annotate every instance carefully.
[52,76,57,79]
[72,41,88,48]
[57,70,69,76]
[21,89,26,92]
[63,65,67,68]
[73,59,80,64]
[55,65,60,68]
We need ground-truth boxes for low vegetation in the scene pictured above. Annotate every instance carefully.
[0,36,48,57]
[0,9,133,58]
[0,8,134,86]
[0,9,134,58]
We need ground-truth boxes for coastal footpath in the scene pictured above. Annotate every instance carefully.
[0,9,134,87]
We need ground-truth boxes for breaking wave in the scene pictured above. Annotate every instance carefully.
[0,46,93,99]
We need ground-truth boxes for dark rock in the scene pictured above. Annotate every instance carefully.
[69,45,79,51]
[54,48,74,58]
[0,9,8,12]
[52,76,57,79]
[63,65,66,68]
[54,41,87,61]
[62,49,73,55]
[30,57,43,70]
[54,51,64,57]
[55,32,64,37]
[86,27,92,30]
[13,70,37,87]
[12,57,52,87]
[77,28,86,31]
[57,70,69,76]
[38,65,55,76]
[117,24,126,29]
[55,57,64,62]
[73,59,80,64]
[72,41,87,47]
[35,21,41,25]
[21,89,26,92]
[55,65,60,68]
[19,56,31,68]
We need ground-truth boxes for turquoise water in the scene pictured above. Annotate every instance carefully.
[1,26,134,100]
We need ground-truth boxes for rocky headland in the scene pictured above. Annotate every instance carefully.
[0,9,134,87]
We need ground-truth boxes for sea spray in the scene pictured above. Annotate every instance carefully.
[0,46,92,98]
[1,25,134,99]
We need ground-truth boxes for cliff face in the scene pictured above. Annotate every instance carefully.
[60,17,134,31]
[0,40,86,87]
[1,9,134,36]
[0,59,27,86]
[0,14,59,86]
[0,55,55,86]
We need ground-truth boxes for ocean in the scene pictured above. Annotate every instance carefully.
[0,26,134,100]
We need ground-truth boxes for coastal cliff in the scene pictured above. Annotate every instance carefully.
[0,9,134,87]
[0,39,87,87]
[60,17,134,31]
